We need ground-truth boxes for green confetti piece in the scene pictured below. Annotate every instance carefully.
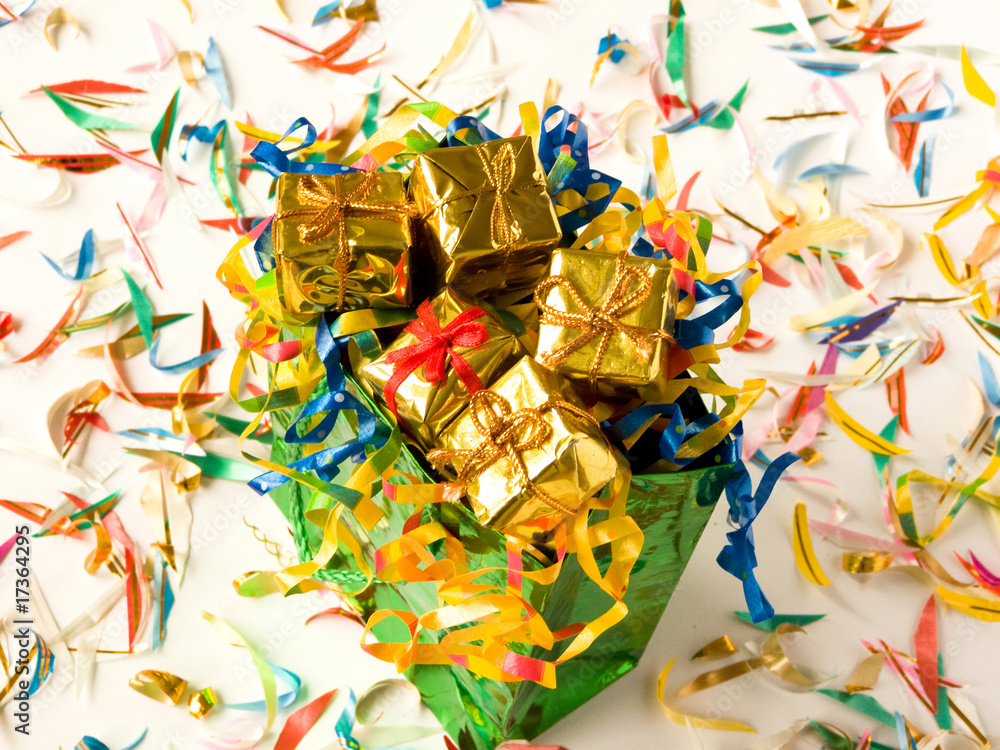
[734,611,825,631]
[705,79,751,130]
[361,73,381,139]
[818,689,897,726]
[121,268,155,348]
[131,451,261,483]
[754,15,830,35]
[665,16,688,107]
[151,88,180,164]
[873,415,899,484]
[936,653,952,729]
[42,86,140,131]
[207,412,273,444]
[809,721,853,750]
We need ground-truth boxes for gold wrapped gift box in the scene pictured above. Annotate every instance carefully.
[432,356,622,529]
[358,289,524,451]
[408,136,562,302]
[535,248,677,392]
[273,171,412,315]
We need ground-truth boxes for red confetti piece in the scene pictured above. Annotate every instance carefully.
[0,230,30,250]
[914,595,939,712]
[26,80,147,98]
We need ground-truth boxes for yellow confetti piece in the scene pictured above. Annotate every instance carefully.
[788,284,878,331]
[44,8,80,50]
[793,502,831,586]
[657,658,756,733]
[961,44,995,107]
[652,134,677,203]
[925,233,975,286]
[177,50,204,86]
[761,217,868,265]
[824,391,911,456]
[937,585,1000,622]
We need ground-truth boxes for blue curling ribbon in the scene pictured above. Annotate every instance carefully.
[179,121,225,161]
[224,661,301,711]
[662,100,720,133]
[605,400,740,468]
[717,450,801,623]
[537,106,625,233]
[445,114,501,146]
[252,217,277,273]
[149,336,223,375]
[248,317,383,496]
[250,117,360,178]
[42,228,95,281]
[28,631,54,694]
[674,277,745,350]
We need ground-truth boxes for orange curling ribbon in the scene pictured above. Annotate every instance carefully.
[276,172,408,310]
[534,252,676,388]
[382,299,488,418]
[428,390,599,519]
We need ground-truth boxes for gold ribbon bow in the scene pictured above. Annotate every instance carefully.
[425,141,545,270]
[277,172,407,310]
[534,253,676,388]
[428,390,601,519]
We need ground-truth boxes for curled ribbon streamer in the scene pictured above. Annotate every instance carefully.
[535,251,676,388]
[383,300,488,417]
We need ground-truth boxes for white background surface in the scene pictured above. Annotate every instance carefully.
[2,0,1000,748]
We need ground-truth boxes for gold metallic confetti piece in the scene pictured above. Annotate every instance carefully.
[843,551,893,574]
[129,670,188,704]
[691,635,738,661]
[44,8,80,50]
[188,686,218,718]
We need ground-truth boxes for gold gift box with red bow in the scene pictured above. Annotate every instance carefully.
[357,289,524,451]
[272,171,413,316]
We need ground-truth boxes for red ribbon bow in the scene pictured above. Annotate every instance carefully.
[383,300,490,417]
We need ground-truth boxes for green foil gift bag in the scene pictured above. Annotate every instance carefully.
[267,372,732,750]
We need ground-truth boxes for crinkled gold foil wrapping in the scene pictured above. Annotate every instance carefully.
[436,356,621,529]
[408,136,562,301]
[535,247,677,392]
[359,289,524,451]
[273,171,412,315]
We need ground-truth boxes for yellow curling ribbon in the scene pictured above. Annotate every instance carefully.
[657,658,756,733]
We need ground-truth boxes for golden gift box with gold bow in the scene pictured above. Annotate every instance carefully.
[431,356,623,529]
[534,248,677,392]
[357,289,524,451]
[273,171,413,315]
[408,136,562,302]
